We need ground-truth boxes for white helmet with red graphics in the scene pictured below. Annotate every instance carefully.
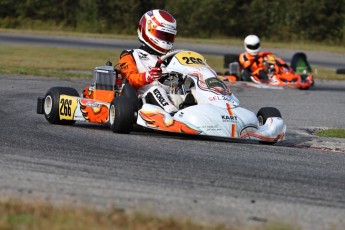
[244,35,261,55]
[138,9,177,54]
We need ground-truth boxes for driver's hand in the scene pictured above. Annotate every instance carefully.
[145,67,162,83]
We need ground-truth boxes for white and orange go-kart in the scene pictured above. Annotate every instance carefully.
[110,50,286,144]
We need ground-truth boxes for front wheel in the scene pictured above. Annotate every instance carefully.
[241,69,252,81]
[43,87,79,125]
[257,107,282,125]
[109,97,135,134]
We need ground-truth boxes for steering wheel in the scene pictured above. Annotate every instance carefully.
[154,49,188,83]
[154,49,188,68]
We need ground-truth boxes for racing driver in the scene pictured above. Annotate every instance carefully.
[118,9,178,114]
[238,35,269,82]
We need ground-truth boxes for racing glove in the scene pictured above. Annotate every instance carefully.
[145,67,162,83]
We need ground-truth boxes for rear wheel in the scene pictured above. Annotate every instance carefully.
[336,68,345,75]
[109,97,135,134]
[44,87,79,125]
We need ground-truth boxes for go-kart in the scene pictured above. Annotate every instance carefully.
[222,52,314,90]
[37,50,286,144]
[109,50,286,143]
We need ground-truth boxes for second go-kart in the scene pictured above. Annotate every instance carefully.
[222,52,314,90]
[252,52,314,89]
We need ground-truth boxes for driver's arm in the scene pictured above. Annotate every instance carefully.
[239,53,255,69]
[118,50,147,89]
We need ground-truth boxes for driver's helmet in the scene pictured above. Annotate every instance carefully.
[138,10,177,54]
[244,35,261,56]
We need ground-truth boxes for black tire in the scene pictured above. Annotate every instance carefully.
[336,68,345,75]
[121,83,140,111]
[121,83,137,98]
[241,69,252,81]
[109,97,135,134]
[257,107,282,125]
[43,87,79,125]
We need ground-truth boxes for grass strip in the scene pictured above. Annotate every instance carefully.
[0,199,297,230]
[316,129,345,138]
[0,44,343,80]
[0,65,89,78]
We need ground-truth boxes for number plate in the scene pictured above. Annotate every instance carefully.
[175,51,206,67]
[59,95,78,120]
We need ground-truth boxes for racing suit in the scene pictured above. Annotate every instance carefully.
[118,45,178,114]
[238,52,268,82]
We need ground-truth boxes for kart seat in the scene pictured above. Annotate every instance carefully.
[290,52,312,74]
[179,92,197,109]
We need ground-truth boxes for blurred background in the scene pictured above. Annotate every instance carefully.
[0,0,344,46]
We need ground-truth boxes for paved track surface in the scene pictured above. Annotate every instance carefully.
[0,32,344,69]
[0,75,344,230]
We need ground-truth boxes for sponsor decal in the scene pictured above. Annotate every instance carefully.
[160,27,176,34]
[153,88,169,106]
[119,62,128,70]
[209,95,236,103]
[147,10,153,16]
[150,37,159,44]
[138,52,149,60]
[74,115,85,119]
[85,101,102,108]
[199,124,222,131]
[221,115,237,123]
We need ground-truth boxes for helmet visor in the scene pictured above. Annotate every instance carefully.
[150,28,176,43]
[246,42,260,50]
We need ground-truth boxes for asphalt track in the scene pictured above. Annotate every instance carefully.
[1,74,345,230]
[1,33,345,229]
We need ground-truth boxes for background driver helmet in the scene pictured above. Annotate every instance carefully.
[244,35,261,56]
[138,9,177,54]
